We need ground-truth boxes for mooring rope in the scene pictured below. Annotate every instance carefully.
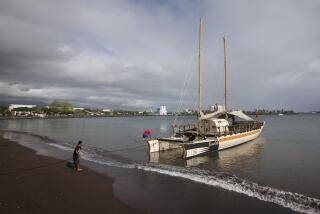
[0,158,73,176]
[0,139,146,176]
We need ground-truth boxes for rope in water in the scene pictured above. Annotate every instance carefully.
[0,158,73,176]
[98,144,145,154]
[0,140,146,176]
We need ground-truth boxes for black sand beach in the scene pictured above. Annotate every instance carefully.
[0,137,142,214]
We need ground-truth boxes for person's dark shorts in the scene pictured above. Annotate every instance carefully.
[73,156,79,165]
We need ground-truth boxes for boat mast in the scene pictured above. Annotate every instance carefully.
[223,36,228,119]
[197,18,203,136]
[198,18,203,119]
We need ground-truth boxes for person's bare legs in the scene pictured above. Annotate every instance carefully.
[75,163,83,171]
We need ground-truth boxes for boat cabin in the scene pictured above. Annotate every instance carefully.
[198,118,229,135]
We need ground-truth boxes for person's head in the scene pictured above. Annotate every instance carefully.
[78,141,82,145]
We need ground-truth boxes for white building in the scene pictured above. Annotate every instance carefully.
[102,109,111,112]
[73,107,84,111]
[9,104,36,111]
[159,105,167,115]
[209,104,225,112]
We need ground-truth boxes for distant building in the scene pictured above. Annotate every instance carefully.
[159,105,167,115]
[102,109,111,112]
[9,104,36,111]
[209,104,225,112]
[73,107,84,111]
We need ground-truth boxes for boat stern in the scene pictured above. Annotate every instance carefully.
[146,139,160,153]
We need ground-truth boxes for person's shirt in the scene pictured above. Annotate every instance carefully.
[73,145,81,158]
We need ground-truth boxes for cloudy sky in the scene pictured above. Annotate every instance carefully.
[0,0,319,111]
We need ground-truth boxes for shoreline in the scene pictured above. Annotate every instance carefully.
[0,114,178,120]
[0,113,307,121]
[0,136,143,214]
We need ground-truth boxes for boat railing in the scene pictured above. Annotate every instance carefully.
[172,121,263,137]
[217,121,263,136]
[172,124,197,133]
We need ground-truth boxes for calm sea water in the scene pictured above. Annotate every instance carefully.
[1,114,320,213]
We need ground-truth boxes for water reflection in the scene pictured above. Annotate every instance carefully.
[149,138,266,171]
[186,155,210,167]
[214,138,265,172]
[148,148,184,165]
[159,123,169,133]
[4,119,72,135]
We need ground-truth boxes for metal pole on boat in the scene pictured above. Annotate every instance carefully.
[223,36,228,119]
[198,18,203,118]
[197,17,203,136]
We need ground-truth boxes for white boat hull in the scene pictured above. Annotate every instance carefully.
[146,124,265,159]
[146,139,160,153]
[217,126,264,150]
[146,139,183,153]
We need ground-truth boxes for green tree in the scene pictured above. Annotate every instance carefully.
[49,101,74,114]
[0,106,11,116]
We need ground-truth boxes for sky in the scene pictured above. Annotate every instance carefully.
[0,0,319,112]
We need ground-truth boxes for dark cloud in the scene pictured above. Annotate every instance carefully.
[0,0,319,111]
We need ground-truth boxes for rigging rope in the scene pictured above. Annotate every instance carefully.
[173,27,199,127]
[0,158,72,176]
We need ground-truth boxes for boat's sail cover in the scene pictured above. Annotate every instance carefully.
[228,111,253,121]
[200,109,253,121]
[200,109,225,120]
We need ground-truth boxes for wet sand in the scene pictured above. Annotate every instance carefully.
[0,137,142,214]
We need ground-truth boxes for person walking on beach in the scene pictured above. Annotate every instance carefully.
[73,141,83,171]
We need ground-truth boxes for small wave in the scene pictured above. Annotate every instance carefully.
[138,164,320,214]
[1,130,101,155]
[48,143,73,152]
[82,155,320,214]
[1,130,61,145]
[83,156,136,169]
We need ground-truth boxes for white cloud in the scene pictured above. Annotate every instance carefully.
[0,0,319,111]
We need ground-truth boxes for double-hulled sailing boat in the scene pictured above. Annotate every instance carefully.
[146,18,265,159]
